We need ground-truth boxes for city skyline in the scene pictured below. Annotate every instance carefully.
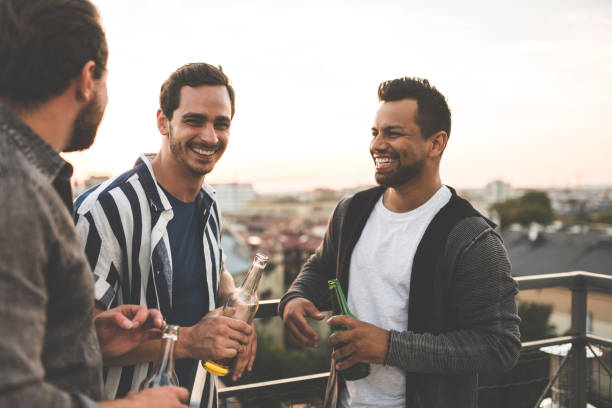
[63,0,612,194]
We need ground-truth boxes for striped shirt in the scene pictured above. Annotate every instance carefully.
[74,153,222,408]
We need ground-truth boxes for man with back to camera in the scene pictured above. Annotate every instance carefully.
[74,63,255,407]
[280,77,521,407]
[0,0,189,406]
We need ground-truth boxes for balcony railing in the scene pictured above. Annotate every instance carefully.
[191,271,612,408]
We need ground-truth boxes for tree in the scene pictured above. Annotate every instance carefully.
[595,209,612,224]
[492,191,555,229]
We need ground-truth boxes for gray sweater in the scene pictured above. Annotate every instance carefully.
[280,186,521,408]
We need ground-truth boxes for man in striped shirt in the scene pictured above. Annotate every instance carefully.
[74,63,254,408]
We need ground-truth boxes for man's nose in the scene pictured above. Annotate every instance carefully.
[199,123,219,145]
[370,133,388,151]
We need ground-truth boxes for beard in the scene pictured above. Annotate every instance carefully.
[64,92,105,153]
[374,156,426,188]
[168,125,217,176]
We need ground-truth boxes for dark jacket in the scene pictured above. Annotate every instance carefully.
[280,186,521,408]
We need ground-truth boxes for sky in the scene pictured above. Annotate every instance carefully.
[63,0,612,193]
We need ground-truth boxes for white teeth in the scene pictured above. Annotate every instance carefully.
[375,157,394,164]
[192,147,215,155]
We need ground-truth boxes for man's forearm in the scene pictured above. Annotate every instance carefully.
[218,267,236,305]
[385,327,521,374]
[385,230,521,374]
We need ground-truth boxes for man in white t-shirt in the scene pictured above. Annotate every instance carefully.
[280,77,521,408]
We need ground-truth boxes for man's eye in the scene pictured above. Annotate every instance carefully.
[215,122,230,130]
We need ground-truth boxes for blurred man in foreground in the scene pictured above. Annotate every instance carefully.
[0,0,187,406]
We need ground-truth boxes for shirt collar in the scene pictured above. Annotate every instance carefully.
[133,153,217,212]
[0,103,73,184]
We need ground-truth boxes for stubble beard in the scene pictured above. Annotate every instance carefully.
[64,92,104,153]
[168,125,212,176]
[375,156,426,188]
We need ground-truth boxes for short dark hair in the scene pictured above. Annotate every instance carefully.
[378,77,451,139]
[0,0,108,110]
[159,63,236,120]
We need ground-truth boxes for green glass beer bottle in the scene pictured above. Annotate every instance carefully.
[328,279,370,381]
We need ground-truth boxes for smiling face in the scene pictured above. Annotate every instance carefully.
[159,85,231,177]
[370,98,430,188]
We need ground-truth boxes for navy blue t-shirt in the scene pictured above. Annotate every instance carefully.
[160,186,209,391]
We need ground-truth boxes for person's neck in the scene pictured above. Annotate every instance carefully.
[151,151,204,203]
[12,98,77,153]
[382,172,443,213]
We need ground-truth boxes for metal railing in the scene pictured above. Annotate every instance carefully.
[209,271,612,408]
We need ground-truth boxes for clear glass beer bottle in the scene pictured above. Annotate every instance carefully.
[139,325,180,389]
[204,253,268,376]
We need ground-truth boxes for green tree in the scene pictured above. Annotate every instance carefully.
[492,191,555,229]
[595,209,612,224]
[518,302,557,341]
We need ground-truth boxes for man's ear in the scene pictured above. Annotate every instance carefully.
[75,61,97,102]
[428,131,449,158]
[157,109,169,136]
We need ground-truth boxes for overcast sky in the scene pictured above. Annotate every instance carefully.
[63,0,612,193]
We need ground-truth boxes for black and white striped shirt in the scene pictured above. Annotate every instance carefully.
[74,154,222,408]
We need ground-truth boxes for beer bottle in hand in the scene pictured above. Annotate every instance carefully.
[204,253,269,376]
[328,279,370,381]
[139,325,179,389]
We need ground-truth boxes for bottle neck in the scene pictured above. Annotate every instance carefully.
[241,264,264,295]
[330,283,350,315]
[153,333,176,375]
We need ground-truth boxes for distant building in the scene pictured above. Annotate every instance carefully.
[311,188,339,202]
[221,227,252,277]
[212,183,257,213]
[484,179,513,204]
[504,228,612,338]
[72,175,110,198]
[84,175,110,189]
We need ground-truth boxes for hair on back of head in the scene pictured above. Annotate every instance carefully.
[0,0,108,111]
[377,77,451,139]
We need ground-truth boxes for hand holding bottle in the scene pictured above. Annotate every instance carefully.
[327,314,389,372]
[229,320,257,381]
[177,308,252,362]
[204,253,268,377]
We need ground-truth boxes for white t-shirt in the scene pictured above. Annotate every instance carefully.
[339,186,452,408]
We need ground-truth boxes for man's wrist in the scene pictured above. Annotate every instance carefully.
[278,292,306,319]
[176,326,191,359]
